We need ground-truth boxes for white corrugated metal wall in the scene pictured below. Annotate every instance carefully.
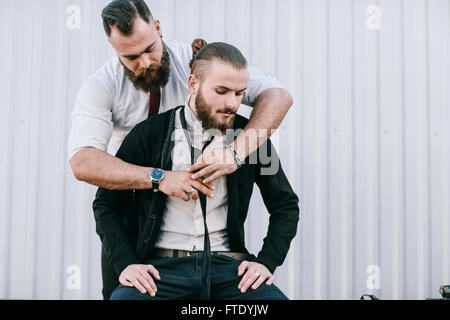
[0,0,448,300]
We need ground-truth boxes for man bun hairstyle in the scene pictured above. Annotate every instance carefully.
[102,0,153,36]
[189,38,248,80]
[189,38,208,69]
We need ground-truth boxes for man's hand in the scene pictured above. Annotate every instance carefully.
[188,147,237,184]
[237,261,275,293]
[119,264,161,296]
[158,170,215,201]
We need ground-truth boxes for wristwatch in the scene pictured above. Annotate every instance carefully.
[150,168,165,192]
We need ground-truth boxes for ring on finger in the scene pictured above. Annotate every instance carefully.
[253,271,261,277]
[186,187,194,196]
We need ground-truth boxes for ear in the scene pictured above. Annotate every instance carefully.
[187,74,200,95]
[154,19,162,37]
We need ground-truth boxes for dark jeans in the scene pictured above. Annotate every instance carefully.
[110,254,288,300]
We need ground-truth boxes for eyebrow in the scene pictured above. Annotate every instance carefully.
[217,86,247,92]
[122,41,155,59]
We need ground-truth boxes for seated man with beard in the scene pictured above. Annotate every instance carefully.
[92,40,300,300]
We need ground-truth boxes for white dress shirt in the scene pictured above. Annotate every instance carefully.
[67,40,286,160]
[154,96,229,252]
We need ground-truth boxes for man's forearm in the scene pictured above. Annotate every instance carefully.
[233,88,293,160]
[70,147,153,190]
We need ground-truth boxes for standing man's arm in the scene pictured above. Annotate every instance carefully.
[234,87,293,162]
[68,74,156,190]
[70,147,154,190]
[68,75,213,195]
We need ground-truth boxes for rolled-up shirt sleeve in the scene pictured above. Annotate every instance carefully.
[67,75,115,160]
[241,65,286,107]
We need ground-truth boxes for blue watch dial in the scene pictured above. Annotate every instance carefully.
[151,168,164,181]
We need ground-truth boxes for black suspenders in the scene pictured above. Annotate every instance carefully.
[179,107,214,299]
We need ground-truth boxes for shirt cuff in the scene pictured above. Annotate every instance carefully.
[67,141,107,160]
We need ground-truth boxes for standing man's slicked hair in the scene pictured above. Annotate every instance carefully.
[102,0,153,36]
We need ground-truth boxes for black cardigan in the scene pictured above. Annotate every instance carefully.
[93,106,300,276]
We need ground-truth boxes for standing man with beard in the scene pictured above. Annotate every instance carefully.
[93,41,299,300]
[68,0,294,299]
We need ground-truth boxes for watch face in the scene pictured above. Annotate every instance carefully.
[151,168,164,181]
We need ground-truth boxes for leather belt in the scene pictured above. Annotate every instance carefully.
[152,248,253,262]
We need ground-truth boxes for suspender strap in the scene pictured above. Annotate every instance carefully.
[180,107,214,299]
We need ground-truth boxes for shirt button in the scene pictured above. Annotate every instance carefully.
[144,239,150,244]
[150,214,156,220]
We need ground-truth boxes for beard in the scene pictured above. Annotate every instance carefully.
[195,87,236,134]
[121,42,171,93]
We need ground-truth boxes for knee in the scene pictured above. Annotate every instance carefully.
[110,285,142,300]
[274,289,289,300]
[109,286,127,300]
[271,286,289,300]
[260,284,289,300]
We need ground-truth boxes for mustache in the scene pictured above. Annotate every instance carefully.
[217,107,237,114]
[135,64,160,77]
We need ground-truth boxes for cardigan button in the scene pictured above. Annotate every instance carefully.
[150,214,156,220]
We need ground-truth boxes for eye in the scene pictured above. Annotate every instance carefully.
[216,90,226,95]
[235,91,244,96]
[127,56,138,61]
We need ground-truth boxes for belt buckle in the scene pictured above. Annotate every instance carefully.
[186,250,195,257]
[187,250,203,257]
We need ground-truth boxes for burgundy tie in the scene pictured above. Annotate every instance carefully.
[147,89,161,118]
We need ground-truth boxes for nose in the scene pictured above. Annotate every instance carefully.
[138,54,151,71]
[225,93,241,110]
